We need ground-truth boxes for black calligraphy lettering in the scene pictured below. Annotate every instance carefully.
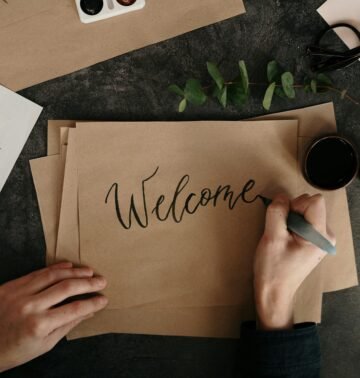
[241,180,259,204]
[152,195,166,220]
[165,174,190,223]
[106,167,260,230]
[105,167,159,229]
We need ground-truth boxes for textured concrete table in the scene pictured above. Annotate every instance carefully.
[0,1,359,377]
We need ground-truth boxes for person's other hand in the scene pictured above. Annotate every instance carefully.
[254,193,335,331]
[0,262,108,372]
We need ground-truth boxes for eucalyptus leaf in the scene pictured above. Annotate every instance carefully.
[207,62,224,90]
[281,72,295,99]
[267,60,280,83]
[239,60,249,93]
[169,59,355,112]
[263,82,276,110]
[212,86,221,98]
[275,87,286,99]
[228,83,248,108]
[184,79,207,105]
[316,73,332,93]
[217,86,227,108]
[303,76,312,93]
[178,98,187,112]
[168,84,184,97]
[311,79,317,94]
[317,73,332,86]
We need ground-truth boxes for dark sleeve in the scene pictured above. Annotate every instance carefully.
[238,321,321,378]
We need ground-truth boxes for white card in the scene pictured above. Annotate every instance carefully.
[0,85,43,192]
[318,0,360,50]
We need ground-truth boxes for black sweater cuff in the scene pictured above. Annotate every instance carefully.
[240,321,321,377]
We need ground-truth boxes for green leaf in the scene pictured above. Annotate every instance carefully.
[212,85,221,98]
[228,83,248,108]
[217,86,227,108]
[184,79,207,105]
[316,73,332,93]
[178,98,187,112]
[281,72,296,99]
[310,79,317,94]
[267,61,280,83]
[263,82,276,111]
[207,62,224,90]
[239,60,249,93]
[317,73,332,86]
[168,84,184,97]
[275,87,286,99]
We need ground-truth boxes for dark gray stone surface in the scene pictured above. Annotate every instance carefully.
[0,0,359,377]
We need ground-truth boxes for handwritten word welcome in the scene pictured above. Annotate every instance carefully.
[105,167,259,230]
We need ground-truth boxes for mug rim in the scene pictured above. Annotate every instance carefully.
[303,134,359,191]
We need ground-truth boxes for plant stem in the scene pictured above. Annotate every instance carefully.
[205,81,360,106]
[318,85,360,106]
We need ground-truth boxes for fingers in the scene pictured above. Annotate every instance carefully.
[2,262,74,292]
[33,276,107,310]
[47,295,108,330]
[291,193,336,248]
[264,194,290,238]
[290,193,311,211]
[22,266,94,296]
[291,194,327,234]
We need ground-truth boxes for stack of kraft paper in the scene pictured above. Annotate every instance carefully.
[29,103,358,340]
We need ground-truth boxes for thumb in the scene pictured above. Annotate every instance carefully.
[46,313,94,349]
[264,194,290,238]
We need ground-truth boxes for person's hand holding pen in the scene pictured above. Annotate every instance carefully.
[254,193,336,330]
[0,262,108,372]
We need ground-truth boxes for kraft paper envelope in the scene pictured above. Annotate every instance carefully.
[56,130,80,264]
[0,0,245,91]
[30,155,61,266]
[53,134,322,340]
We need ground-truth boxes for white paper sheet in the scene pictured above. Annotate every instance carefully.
[0,85,43,192]
[318,0,360,49]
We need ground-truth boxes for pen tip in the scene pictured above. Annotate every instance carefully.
[258,195,272,207]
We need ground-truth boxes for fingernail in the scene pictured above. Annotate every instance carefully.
[94,276,107,286]
[99,296,109,305]
[80,267,93,276]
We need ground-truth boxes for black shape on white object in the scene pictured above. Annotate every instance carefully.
[75,0,145,24]
[80,0,104,15]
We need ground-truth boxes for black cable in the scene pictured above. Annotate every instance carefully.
[308,23,360,73]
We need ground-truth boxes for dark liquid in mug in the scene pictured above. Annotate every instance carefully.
[306,138,358,190]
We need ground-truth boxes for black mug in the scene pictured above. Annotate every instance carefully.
[304,135,359,190]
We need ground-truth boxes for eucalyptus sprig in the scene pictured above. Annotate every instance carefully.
[169,60,360,112]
